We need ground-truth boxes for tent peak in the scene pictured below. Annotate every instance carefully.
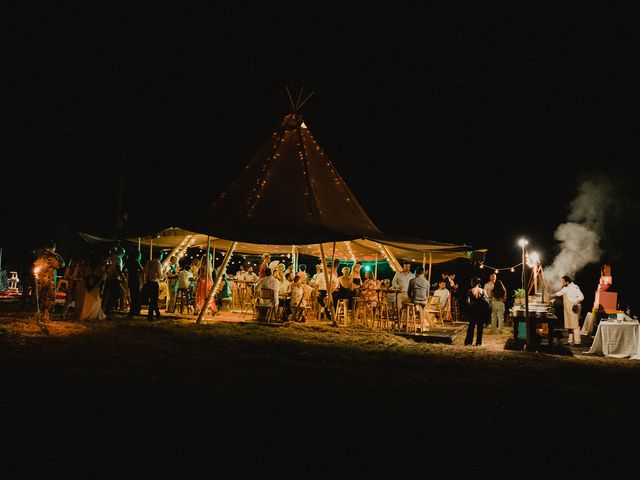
[285,85,314,113]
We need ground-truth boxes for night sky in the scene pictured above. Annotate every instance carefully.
[4,4,640,308]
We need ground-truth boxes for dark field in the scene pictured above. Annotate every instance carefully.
[1,301,638,477]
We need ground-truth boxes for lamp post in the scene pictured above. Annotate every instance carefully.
[518,238,530,347]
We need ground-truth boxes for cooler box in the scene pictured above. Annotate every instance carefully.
[517,321,527,340]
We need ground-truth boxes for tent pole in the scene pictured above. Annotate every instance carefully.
[319,243,337,327]
[422,252,426,271]
[161,238,187,272]
[381,244,401,272]
[427,253,432,298]
[196,241,237,324]
[329,241,337,323]
[292,245,296,274]
[137,237,141,253]
[149,238,153,261]
[374,253,378,281]
[212,242,216,277]
[206,236,211,288]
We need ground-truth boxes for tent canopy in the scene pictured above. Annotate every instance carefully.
[186,112,383,244]
[80,227,484,265]
[80,108,486,266]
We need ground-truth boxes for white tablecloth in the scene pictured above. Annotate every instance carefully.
[581,312,595,336]
[587,319,640,359]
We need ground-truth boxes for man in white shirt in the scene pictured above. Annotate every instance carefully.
[549,275,585,346]
[433,280,450,309]
[310,264,323,286]
[483,272,496,300]
[392,263,415,311]
[255,267,280,308]
[244,266,259,283]
[178,267,193,290]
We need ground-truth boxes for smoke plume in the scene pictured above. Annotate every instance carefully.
[544,179,614,292]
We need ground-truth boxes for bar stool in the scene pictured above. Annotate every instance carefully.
[176,288,192,314]
[335,299,350,326]
[352,297,374,328]
[401,302,424,334]
[375,300,394,331]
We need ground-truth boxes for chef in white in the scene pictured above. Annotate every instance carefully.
[549,275,585,346]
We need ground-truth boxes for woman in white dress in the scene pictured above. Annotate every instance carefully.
[78,251,106,322]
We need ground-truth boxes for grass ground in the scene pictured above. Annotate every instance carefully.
[1,299,639,477]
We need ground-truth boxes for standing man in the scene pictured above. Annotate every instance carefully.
[33,241,65,322]
[392,263,415,312]
[143,250,165,321]
[483,272,496,328]
[549,275,584,346]
[103,246,124,317]
[483,272,496,300]
[316,261,338,321]
[125,249,143,318]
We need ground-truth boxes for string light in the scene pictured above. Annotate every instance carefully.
[479,261,523,272]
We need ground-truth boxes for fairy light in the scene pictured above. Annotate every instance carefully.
[479,261,523,272]
[345,241,357,263]
[378,245,398,273]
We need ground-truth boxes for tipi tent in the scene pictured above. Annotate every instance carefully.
[81,105,486,322]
